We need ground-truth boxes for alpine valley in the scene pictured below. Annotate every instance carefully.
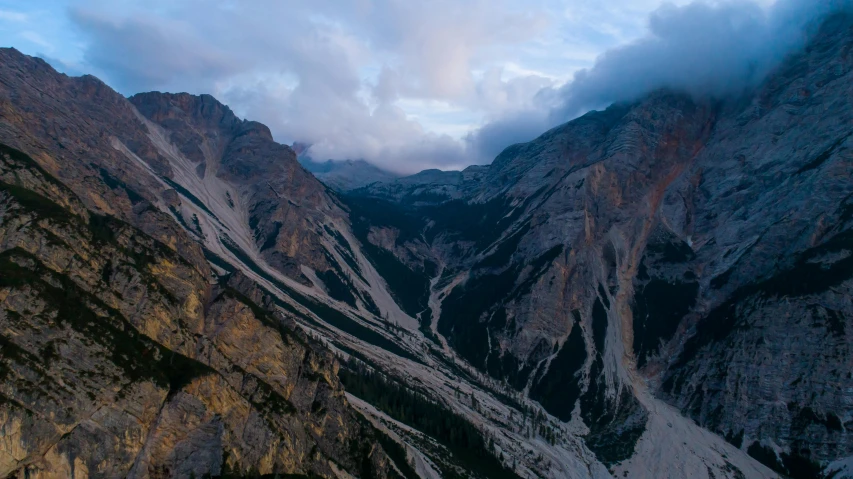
[1,11,853,479]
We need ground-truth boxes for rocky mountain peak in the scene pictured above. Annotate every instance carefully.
[130,92,242,132]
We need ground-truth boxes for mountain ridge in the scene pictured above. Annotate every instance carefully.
[339,12,853,477]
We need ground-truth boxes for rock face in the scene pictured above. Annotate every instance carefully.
[0,51,207,275]
[0,60,399,477]
[344,13,853,477]
[128,91,349,286]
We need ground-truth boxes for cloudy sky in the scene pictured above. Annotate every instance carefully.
[0,0,846,173]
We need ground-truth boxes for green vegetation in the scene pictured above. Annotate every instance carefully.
[349,409,419,479]
[191,213,205,238]
[746,442,823,479]
[422,195,529,249]
[0,181,76,225]
[319,250,358,308]
[322,224,367,282]
[437,265,519,371]
[375,429,419,479]
[0,144,72,191]
[204,247,238,273]
[161,176,225,227]
[98,167,146,204]
[644,237,696,263]
[214,471,318,478]
[259,221,282,251]
[317,269,357,307]
[577,298,647,465]
[473,223,530,269]
[169,205,192,231]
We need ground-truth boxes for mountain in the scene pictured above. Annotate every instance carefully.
[0,51,401,478]
[0,146,397,477]
[298,157,399,191]
[0,10,852,479]
[353,166,488,205]
[342,12,853,478]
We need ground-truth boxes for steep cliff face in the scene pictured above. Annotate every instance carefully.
[0,67,401,478]
[345,93,724,469]
[346,13,853,477]
[0,144,397,478]
[0,50,207,275]
[123,91,404,325]
[653,13,853,476]
[128,91,352,287]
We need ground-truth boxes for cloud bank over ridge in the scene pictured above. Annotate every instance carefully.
[469,0,853,163]
[4,0,851,173]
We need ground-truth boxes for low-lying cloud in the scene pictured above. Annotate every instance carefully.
[64,0,550,173]
[549,0,853,120]
[62,0,853,174]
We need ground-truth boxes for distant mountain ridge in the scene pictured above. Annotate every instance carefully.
[297,151,399,191]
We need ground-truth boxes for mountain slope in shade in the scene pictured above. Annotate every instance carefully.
[344,13,853,478]
[354,165,489,205]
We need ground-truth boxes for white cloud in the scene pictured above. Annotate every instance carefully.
[11,0,848,174]
[20,30,53,51]
[550,0,853,120]
[60,0,560,172]
[0,9,27,22]
[467,0,853,161]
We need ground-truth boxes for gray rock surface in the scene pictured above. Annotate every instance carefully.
[344,12,853,476]
[0,73,398,479]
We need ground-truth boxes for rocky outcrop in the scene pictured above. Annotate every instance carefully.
[653,13,853,475]
[0,49,207,275]
[128,92,350,286]
[356,166,487,205]
[0,134,395,476]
